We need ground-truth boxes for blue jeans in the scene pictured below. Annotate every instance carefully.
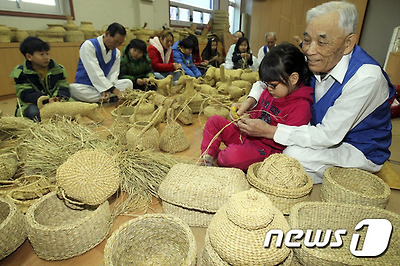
[154,71,181,82]
[23,104,41,121]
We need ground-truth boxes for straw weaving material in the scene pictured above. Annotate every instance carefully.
[0,152,18,180]
[289,202,400,265]
[0,116,34,141]
[56,149,121,205]
[159,108,190,153]
[158,163,249,227]
[203,104,230,119]
[321,167,390,208]
[126,121,160,151]
[26,191,111,260]
[104,213,197,266]
[200,231,228,266]
[247,154,313,214]
[0,197,27,260]
[207,189,292,265]
[111,105,135,123]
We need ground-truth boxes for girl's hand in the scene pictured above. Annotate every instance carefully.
[173,63,182,70]
[229,103,242,121]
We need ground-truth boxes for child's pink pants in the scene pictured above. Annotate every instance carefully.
[201,115,279,170]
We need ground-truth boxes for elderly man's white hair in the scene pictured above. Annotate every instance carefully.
[306,1,358,35]
[264,32,277,40]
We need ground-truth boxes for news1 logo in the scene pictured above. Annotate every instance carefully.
[264,219,392,257]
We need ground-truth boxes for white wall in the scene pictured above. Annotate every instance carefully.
[0,0,169,32]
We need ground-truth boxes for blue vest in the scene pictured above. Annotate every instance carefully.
[75,38,116,85]
[310,45,395,165]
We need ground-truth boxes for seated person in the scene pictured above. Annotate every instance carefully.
[201,43,313,170]
[148,30,181,81]
[224,30,244,70]
[187,34,208,74]
[254,32,277,69]
[10,36,71,121]
[201,36,222,68]
[172,36,202,78]
[70,22,133,103]
[119,38,155,91]
[232,37,253,70]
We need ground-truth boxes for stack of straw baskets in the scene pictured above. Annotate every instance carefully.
[158,163,250,227]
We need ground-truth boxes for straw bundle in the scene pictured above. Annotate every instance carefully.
[207,189,292,265]
[203,104,230,119]
[247,154,313,214]
[104,214,197,266]
[321,167,390,208]
[0,197,27,260]
[0,116,34,141]
[0,151,19,180]
[126,121,160,151]
[159,108,190,153]
[56,149,121,205]
[289,202,400,265]
[158,163,249,227]
[26,191,111,260]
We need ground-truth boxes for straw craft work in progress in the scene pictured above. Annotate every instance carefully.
[25,191,111,260]
[289,202,400,265]
[247,154,313,214]
[126,121,160,151]
[207,189,293,265]
[0,152,18,180]
[0,197,27,260]
[158,163,249,227]
[104,213,197,266]
[321,167,391,208]
[56,149,121,205]
[159,108,190,153]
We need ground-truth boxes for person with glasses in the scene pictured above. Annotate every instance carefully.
[200,43,313,170]
[237,1,395,183]
[70,22,133,103]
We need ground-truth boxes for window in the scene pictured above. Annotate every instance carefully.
[0,0,73,19]
[170,0,214,27]
[228,0,240,33]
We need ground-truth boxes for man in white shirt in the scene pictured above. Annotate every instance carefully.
[254,32,277,69]
[236,1,395,183]
[70,22,133,103]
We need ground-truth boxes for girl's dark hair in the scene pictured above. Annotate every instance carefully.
[127,38,147,55]
[202,37,219,58]
[179,36,195,49]
[158,30,174,40]
[235,30,245,37]
[187,34,200,55]
[20,36,50,56]
[234,37,250,53]
[259,42,311,86]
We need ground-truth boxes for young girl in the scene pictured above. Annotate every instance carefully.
[172,36,202,78]
[148,30,181,81]
[232,37,253,70]
[200,43,313,170]
[201,37,222,68]
[119,38,155,91]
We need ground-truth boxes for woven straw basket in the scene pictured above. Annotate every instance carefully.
[56,149,121,206]
[207,189,292,265]
[0,197,27,260]
[289,202,400,265]
[111,106,136,123]
[247,154,313,214]
[158,163,249,227]
[0,152,19,180]
[26,191,111,260]
[321,167,390,208]
[104,213,197,266]
[159,108,190,153]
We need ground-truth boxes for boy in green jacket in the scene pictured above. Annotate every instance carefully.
[10,36,71,121]
[119,38,155,91]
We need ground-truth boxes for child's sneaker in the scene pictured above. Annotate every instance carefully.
[200,154,214,167]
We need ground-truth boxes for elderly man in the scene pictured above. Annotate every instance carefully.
[255,32,277,68]
[236,1,395,183]
[70,22,133,103]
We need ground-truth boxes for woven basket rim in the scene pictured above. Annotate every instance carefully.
[0,197,18,230]
[247,162,313,198]
[323,167,391,200]
[104,213,197,265]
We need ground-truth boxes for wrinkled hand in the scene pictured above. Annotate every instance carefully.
[137,78,147,86]
[99,91,110,102]
[112,88,124,99]
[236,117,276,139]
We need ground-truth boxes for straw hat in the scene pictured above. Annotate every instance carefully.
[158,163,249,227]
[289,202,400,265]
[25,191,111,260]
[56,149,121,205]
[247,154,313,214]
[0,197,27,260]
[104,213,197,266]
[207,189,292,265]
[321,167,390,208]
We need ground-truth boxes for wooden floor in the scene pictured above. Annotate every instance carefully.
[1,98,400,265]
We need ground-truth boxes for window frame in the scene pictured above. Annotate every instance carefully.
[0,0,75,19]
[169,0,217,28]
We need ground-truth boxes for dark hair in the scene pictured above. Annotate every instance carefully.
[106,22,126,37]
[128,38,147,54]
[234,37,250,53]
[179,36,195,49]
[259,42,311,86]
[19,36,50,56]
[158,30,174,40]
[202,37,219,59]
[187,34,200,55]
[235,30,245,37]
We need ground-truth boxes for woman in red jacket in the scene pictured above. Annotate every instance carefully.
[147,30,181,81]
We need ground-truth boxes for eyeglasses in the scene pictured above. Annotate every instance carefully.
[263,81,280,89]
